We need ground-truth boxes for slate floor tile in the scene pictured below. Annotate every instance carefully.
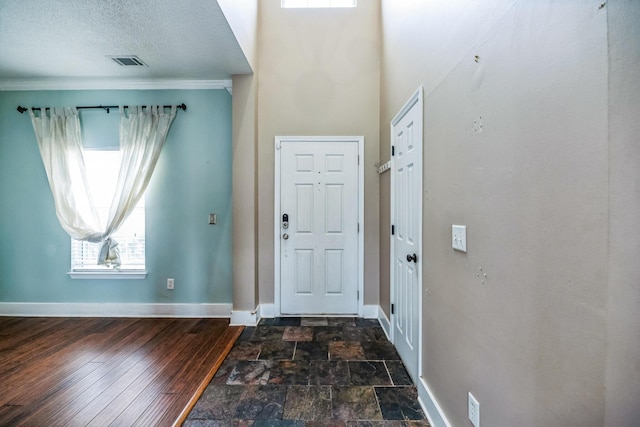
[354,319,380,328]
[362,341,400,361]
[385,361,412,386]
[293,342,329,361]
[329,341,365,360]
[273,317,302,326]
[306,422,348,427]
[237,327,256,342]
[188,318,427,425]
[253,421,304,427]
[267,360,310,385]
[314,326,344,342]
[301,317,329,326]
[343,422,405,427]
[331,386,382,421]
[327,317,356,327]
[234,385,287,420]
[343,326,387,342]
[183,420,241,427]
[345,422,429,427]
[228,342,262,360]
[258,341,296,360]
[188,385,245,420]
[309,360,350,385]
[374,387,425,421]
[210,359,237,385]
[283,385,331,421]
[348,361,391,386]
[227,361,274,385]
[282,327,314,342]
[250,326,285,342]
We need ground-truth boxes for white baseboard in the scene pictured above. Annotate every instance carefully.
[229,304,390,326]
[230,309,258,326]
[363,304,378,319]
[0,302,232,318]
[247,303,377,322]
[377,306,392,341]
[259,304,275,319]
[418,376,452,427]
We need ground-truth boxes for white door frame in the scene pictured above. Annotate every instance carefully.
[390,87,424,380]
[274,136,365,317]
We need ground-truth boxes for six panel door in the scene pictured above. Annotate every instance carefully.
[279,140,359,315]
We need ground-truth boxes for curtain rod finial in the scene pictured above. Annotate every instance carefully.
[17,106,28,114]
[179,103,187,111]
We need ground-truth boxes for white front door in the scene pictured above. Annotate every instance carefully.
[391,88,423,382]
[277,138,360,315]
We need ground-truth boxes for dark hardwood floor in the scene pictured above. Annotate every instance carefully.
[0,316,242,427]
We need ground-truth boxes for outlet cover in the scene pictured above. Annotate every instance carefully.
[167,278,174,290]
[468,392,480,427]
[452,225,467,252]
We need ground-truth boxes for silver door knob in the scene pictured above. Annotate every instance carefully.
[282,233,289,240]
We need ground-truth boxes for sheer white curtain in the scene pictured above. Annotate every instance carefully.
[29,105,177,268]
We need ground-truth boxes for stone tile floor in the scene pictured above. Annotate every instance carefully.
[185,317,430,427]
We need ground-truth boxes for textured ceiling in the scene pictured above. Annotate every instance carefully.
[0,0,252,81]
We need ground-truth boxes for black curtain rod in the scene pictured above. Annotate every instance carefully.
[16,103,187,114]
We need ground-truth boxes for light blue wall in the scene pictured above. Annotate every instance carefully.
[0,89,232,304]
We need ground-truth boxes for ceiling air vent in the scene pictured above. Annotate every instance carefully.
[108,55,147,67]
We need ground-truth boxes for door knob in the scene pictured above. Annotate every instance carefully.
[283,233,289,240]
[406,253,417,263]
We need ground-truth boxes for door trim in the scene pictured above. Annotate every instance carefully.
[390,87,424,381]
[274,136,364,317]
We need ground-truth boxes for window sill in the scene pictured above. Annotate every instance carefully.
[68,270,147,280]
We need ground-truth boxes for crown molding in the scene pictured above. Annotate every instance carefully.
[0,78,233,93]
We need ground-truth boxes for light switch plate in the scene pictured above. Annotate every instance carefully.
[452,225,467,252]
[468,392,480,427]
[209,213,217,225]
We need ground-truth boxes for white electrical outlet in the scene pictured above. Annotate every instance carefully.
[452,225,467,252]
[167,278,174,290]
[468,392,480,427]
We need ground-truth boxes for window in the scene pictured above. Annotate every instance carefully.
[69,150,145,277]
[282,0,356,8]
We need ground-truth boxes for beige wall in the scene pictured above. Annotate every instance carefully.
[221,0,259,313]
[256,0,381,306]
[228,1,639,423]
[378,0,518,318]
[232,73,259,312]
[381,0,639,426]
[605,0,640,424]
[217,0,258,70]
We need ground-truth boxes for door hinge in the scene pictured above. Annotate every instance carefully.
[392,145,395,156]
[358,155,360,165]
[357,223,360,233]
[357,290,360,301]
[391,303,395,314]
[391,225,395,235]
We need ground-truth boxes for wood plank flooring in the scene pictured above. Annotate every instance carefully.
[0,317,242,427]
